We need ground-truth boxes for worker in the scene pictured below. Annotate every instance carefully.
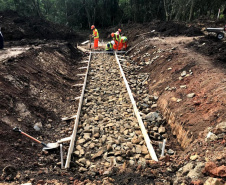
[0,27,3,49]
[111,32,121,50]
[105,41,114,51]
[91,25,99,49]
[118,36,128,51]
[117,28,122,36]
[115,28,124,50]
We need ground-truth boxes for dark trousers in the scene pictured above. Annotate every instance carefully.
[0,33,4,49]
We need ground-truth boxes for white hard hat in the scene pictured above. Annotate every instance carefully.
[111,41,115,45]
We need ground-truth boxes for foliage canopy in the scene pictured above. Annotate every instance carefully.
[0,0,225,29]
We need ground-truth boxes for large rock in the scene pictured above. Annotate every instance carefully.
[131,136,140,144]
[77,138,86,144]
[153,127,158,132]
[167,149,174,155]
[151,104,157,108]
[181,71,187,77]
[187,162,205,180]
[180,162,194,175]
[204,177,224,185]
[137,158,146,168]
[213,122,226,134]
[91,150,104,160]
[135,145,142,154]
[89,143,95,149]
[92,127,99,135]
[187,93,195,98]
[78,158,86,165]
[79,167,88,172]
[144,112,159,121]
[158,126,166,134]
[34,122,42,131]
[83,133,91,140]
[141,145,149,155]
[206,132,218,142]
[203,162,226,177]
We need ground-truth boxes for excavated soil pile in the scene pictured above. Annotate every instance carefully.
[105,21,203,42]
[155,21,203,37]
[187,36,226,62]
[0,10,85,42]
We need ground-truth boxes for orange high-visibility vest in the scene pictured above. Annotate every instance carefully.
[93,28,99,39]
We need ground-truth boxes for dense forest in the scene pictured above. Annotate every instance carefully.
[0,0,226,29]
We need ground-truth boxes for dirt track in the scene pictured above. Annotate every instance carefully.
[0,11,225,185]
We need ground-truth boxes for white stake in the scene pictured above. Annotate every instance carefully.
[115,53,158,162]
[60,144,64,169]
[73,84,84,87]
[77,74,86,76]
[78,67,88,69]
[65,52,92,168]
[161,139,166,157]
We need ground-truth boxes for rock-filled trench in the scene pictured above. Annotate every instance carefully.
[71,53,181,179]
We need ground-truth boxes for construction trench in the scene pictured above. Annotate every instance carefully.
[51,40,226,185]
[53,49,183,179]
[0,38,225,184]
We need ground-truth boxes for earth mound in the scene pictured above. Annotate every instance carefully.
[0,10,85,42]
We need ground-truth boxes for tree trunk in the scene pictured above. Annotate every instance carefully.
[163,0,169,21]
[93,0,99,24]
[65,0,68,25]
[83,0,91,28]
[32,0,41,17]
[189,0,194,21]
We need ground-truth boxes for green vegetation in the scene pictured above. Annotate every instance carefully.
[0,0,225,29]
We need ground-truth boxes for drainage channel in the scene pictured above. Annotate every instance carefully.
[62,51,163,173]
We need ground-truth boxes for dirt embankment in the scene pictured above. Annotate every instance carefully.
[124,21,226,142]
[119,21,226,184]
[120,42,226,184]
[0,10,86,44]
[0,42,87,183]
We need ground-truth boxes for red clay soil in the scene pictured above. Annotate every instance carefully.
[138,37,226,139]
[123,21,225,143]
[0,11,225,185]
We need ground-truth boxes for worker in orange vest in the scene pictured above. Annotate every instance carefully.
[118,36,128,50]
[117,28,124,50]
[91,25,99,49]
[111,31,121,50]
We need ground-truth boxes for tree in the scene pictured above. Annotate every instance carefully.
[0,0,226,28]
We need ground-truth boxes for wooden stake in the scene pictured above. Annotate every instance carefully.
[73,84,83,87]
[65,52,92,168]
[61,115,77,121]
[115,53,158,162]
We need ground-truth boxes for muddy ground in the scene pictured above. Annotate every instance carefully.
[0,11,225,185]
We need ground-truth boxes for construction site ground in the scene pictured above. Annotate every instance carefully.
[0,11,225,185]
